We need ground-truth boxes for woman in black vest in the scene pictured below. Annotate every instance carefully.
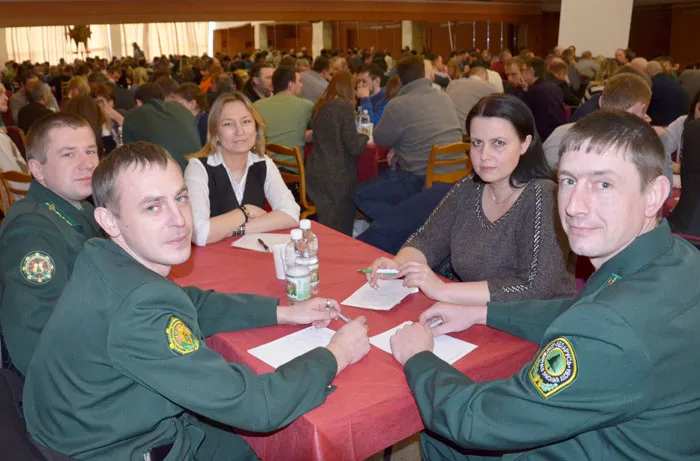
[184,92,299,246]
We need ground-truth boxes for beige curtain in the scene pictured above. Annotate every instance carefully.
[5,25,111,63]
[122,22,208,59]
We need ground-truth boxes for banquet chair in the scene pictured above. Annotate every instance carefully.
[266,143,316,219]
[0,170,31,205]
[0,172,10,221]
[425,142,472,188]
[6,126,27,160]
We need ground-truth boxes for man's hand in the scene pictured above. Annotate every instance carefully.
[356,86,370,99]
[326,317,371,374]
[390,322,434,365]
[398,261,446,301]
[418,302,487,336]
[366,257,400,288]
[277,298,339,328]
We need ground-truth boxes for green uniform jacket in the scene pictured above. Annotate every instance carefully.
[405,220,700,460]
[23,238,337,461]
[122,99,201,171]
[0,180,101,376]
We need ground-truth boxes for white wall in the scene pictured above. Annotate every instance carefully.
[558,0,633,57]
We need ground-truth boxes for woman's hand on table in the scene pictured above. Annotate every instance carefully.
[366,257,401,288]
[277,298,340,328]
[419,302,487,337]
[390,322,434,366]
[326,317,371,375]
[398,262,446,301]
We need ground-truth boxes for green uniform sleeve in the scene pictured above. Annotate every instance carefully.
[109,284,336,433]
[0,221,69,375]
[404,303,653,452]
[181,285,279,337]
[487,298,575,344]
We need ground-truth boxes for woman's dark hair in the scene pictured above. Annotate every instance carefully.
[173,82,209,112]
[687,88,700,122]
[466,93,553,187]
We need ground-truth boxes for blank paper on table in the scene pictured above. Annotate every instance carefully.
[341,279,419,311]
[248,326,335,368]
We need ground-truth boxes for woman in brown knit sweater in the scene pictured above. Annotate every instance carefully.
[306,71,369,235]
[367,94,576,304]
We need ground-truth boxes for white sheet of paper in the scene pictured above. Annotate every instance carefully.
[370,321,478,365]
[248,326,335,368]
[231,233,291,252]
[341,280,419,311]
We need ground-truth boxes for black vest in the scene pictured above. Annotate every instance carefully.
[199,158,267,218]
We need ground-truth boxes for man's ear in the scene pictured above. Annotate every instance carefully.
[94,206,121,238]
[28,159,43,182]
[645,175,671,218]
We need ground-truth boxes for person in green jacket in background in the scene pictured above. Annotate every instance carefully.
[23,141,371,461]
[122,82,201,170]
[0,113,102,376]
[390,110,700,460]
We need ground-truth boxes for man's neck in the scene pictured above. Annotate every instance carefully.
[276,90,293,97]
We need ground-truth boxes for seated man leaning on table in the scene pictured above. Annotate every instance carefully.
[22,142,371,461]
[184,91,300,246]
[368,94,576,306]
[390,110,700,460]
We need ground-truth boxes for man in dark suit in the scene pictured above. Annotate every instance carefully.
[16,79,53,135]
[520,57,567,141]
[647,61,689,127]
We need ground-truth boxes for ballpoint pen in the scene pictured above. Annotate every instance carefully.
[257,238,271,252]
[325,300,350,323]
[428,318,444,328]
[357,268,400,275]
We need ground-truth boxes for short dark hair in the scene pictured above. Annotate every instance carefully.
[173,82,209,112]
[559,109,665,189]
[26,112,93,163]
[135,83,165,103]
[154,76,179,98]
[250,62,274,79]
[92,142,173,215]
[312,56,330,73]
[396,55,425,86]
[524,57,547,79]
[25,79,45,104]
[87,71,110,86]
[272,66,297,94]
[357,64,384,82]
[90,83,115,102]
[466,94,553,186]
[600,73,651,110]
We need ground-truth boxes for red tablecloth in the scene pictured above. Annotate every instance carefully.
[304,142,389,184]
[169,224,537,461]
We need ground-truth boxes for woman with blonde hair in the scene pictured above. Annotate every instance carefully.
[306,71,369,235]
[131,67,149,93]
[184,91,299,246]
[65,76,90,101]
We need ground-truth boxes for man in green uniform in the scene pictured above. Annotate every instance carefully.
[389,110,700,460]
[0,113,101,376]
[23,142,371,461]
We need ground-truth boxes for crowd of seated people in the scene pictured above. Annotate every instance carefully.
[1,38,700,461]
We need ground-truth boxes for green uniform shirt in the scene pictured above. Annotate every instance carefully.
[254,93,313,172]
[23,238,337,461]
[404,220,700,460]
[0,180,102,376]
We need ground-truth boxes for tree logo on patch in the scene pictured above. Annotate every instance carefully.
[20,251,55,285]
[165,317,200,355]
[529,337,577,398]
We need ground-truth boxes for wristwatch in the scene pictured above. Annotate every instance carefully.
[231,223,246,237]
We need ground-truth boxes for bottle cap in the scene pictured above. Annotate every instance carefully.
[299,219,311,230]
[290,229,303,240]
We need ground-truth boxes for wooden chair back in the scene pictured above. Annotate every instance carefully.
[0,170,10,220]
[425,142,472,188]
[0,170,31,205]
[266,144,316,219]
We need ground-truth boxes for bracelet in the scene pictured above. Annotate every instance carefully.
[231,223,246,237]
[239,205,250,223]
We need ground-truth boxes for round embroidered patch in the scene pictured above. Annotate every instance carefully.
[529,337,577,399]
[166,317,200,355]
[20,251,56,285]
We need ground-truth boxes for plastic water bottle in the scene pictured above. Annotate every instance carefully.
[285,229,311,303]
[355,108,363,133]
[299,219,319,294]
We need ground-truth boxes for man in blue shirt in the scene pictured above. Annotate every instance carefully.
[356,64,388,124]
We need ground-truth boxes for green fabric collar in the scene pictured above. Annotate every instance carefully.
[28,180,100,234]
[579,220,673,297]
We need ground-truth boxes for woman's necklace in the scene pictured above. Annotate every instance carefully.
[487,184,518,205]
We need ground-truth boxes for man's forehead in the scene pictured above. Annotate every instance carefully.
[559,147,636,173]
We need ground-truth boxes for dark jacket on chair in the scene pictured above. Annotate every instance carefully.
[669,119,700,236]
